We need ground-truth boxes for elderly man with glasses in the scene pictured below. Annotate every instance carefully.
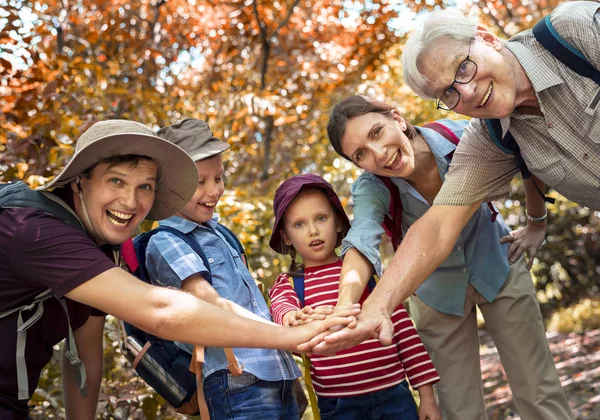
[311,2,600,419]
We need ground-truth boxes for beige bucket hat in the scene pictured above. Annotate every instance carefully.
[157,118,230,162]
[38,119,198,220]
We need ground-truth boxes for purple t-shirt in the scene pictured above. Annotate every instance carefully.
[0,198,116,417]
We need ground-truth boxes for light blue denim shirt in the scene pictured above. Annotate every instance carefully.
[342,119,511,316]
[145,215,300,382]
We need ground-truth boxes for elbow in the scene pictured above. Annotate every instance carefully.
[140,288,186,340]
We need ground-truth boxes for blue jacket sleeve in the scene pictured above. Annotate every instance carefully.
[341,172,391,277]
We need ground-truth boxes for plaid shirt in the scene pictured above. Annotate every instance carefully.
[435,1,600,210]
[145,215,300,383]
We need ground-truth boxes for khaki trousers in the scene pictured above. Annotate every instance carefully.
[409,257,572,420]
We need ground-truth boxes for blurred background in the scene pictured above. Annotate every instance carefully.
[1,0,598,418]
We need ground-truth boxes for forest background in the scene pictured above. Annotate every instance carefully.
[1,0,599,418]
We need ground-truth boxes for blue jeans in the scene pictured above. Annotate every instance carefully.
[203,370,299,420]
[317,381,418,420]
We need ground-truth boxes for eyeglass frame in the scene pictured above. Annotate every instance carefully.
[436,39,478,111]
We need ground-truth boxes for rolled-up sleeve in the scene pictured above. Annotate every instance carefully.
[145,232,210,288]
[434,119,520,207]
[341,174,391,277]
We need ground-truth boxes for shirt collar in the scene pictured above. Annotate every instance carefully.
[505,38,564,93]
[418,125,457,171]
[159,214,219,234]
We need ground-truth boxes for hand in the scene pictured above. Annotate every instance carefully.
[499,221,546,269]
[417,385,441,420]
[306,299,394,355]
[292,304,360,352]
[286,305,334,327]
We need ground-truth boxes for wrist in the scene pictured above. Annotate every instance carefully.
[526,208,547,224]
[417,383,435,399]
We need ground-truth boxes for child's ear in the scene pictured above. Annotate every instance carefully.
[282,230,292,246]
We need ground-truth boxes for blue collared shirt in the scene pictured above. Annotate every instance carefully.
[145,215,300,382]
[342,119,511,316]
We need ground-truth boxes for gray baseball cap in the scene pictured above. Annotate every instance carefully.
[157,118,230,162]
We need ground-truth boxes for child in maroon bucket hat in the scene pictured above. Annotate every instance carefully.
[268,174,441,420]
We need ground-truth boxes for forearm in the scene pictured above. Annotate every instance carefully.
[523,176,547,220]
[184,275,277,326]
[62,316,105,420]
[68,269,310,351]
[62,354,103,420]
[152,290,300,349]
[365,204,478,315]
[338,248,375,305]
[417,383,436,400]
[215,296,277,326]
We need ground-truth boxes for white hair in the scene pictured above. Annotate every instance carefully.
[402,9,479,100]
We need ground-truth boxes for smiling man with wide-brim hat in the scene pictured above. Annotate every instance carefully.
[39,119,198,220]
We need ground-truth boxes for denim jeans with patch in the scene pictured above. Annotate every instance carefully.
[204,370,299,420]
[317,380,418,420]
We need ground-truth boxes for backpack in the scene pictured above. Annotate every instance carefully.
[377,121,499,251]
[485,15,600,203]
[120,223,246,416]
[287,271,377,420]
[0,182,88,401]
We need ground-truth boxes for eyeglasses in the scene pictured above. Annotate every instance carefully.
[436,40,478,111]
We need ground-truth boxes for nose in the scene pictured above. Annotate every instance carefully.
[369,143,386,161]
[308,221,319,237]
[207,181,221,198]
[119,186,138,210]
[455,81,477,103]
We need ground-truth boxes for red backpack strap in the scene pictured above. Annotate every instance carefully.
[422,121,460,145]
[120,238,139,272]
[423,121,499,223]
[376,176,404,252]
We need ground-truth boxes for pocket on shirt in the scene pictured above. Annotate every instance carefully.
[532,159,565,188]
[204,251,227,269]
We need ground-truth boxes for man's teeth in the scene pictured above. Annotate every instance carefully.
[200,202,216,207]
[107,209,133,220]
[480,83,493,107]
[108,217,127,226]
[385,149,399,168]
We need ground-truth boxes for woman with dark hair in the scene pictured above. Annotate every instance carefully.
[323,95,571,420]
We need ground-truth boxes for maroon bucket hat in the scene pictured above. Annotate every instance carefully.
[269,174,351,254]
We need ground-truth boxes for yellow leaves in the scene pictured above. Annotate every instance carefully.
[16,162,28,179]
[273,115,297,126]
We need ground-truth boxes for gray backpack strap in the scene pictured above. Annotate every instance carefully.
[56,298,88,398]
[0,289,53,400]
[0,288,87,400]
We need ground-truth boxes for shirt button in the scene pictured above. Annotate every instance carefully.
[462,268,468,273]
[208,258,214,263]
[457,246,462,251]
[547,122,553,128]
[583,153,589,160]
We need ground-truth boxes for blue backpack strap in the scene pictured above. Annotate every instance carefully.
[533,15,600,85]
[0,181,84,231]
[485,119,555,204]
[367,276,377,293]
[215,223,248,268]
[291,271,306,307]
[134,225,212,284]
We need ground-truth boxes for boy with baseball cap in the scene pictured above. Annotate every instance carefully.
[144,118,302,419]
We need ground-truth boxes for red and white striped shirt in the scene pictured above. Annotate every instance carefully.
[269,259,439,398]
